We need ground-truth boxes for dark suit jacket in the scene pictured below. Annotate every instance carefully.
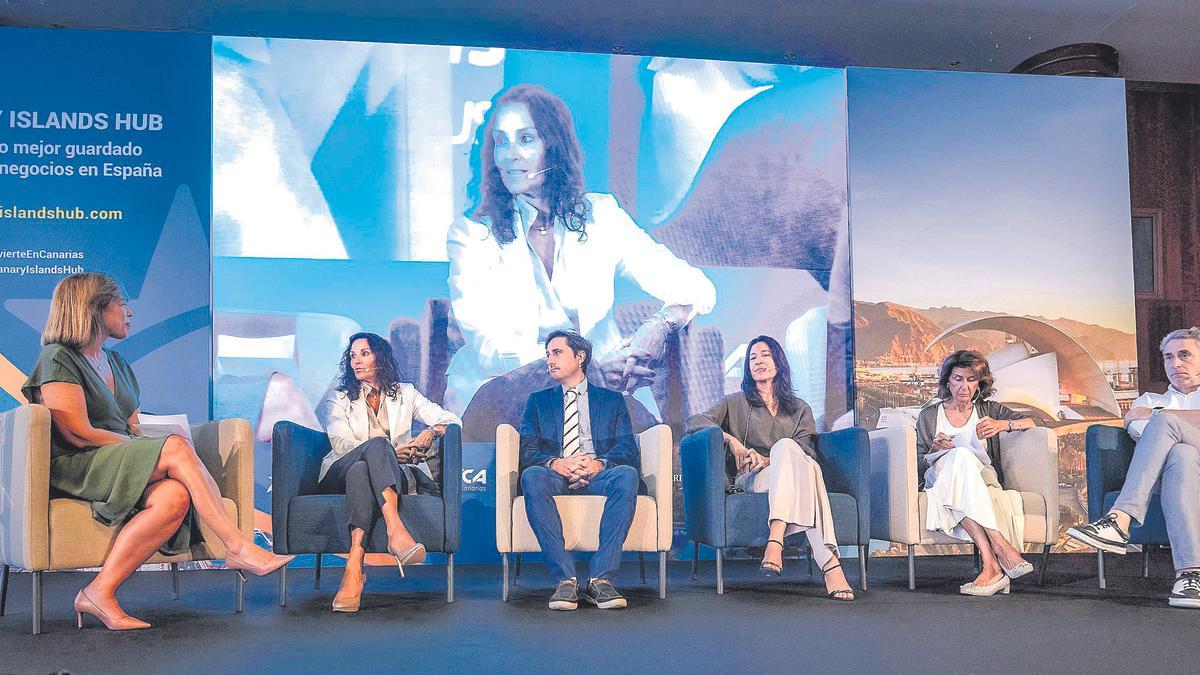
[518,383,640,472]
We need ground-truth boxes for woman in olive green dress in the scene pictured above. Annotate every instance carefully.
[21,272,293,630]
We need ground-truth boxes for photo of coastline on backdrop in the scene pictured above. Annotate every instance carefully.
[848,68,1136,552]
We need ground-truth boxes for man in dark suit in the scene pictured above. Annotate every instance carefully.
[519,329,640,610]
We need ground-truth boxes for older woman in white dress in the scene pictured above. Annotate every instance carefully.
[916,350,1038,596]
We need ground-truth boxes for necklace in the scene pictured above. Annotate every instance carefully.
[83,349,107,373]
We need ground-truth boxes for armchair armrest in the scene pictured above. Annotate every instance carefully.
[0,404,51,570]
[271,421,331,555]
[1000,426,1060,537]
[868,426,919,545]
[814,426,870,543]
[495,424,519,554]
[1085,423,1135,521]
[192,417,254,536]
[439,424,462,553]
[637,424,673,551]
[680,426,727,549]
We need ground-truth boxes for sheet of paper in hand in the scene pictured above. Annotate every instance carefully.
[137,413,193,445]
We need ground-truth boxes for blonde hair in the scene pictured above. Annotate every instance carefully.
[41,272,126,349]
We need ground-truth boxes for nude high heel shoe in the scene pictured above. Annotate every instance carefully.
[389,542,426,578]
[74,590,151,631]
[224,548,295,581]
[331,574,366,613]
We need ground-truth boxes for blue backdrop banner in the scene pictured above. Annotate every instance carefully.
[0,28,213,419]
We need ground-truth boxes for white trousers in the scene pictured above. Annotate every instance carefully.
[738,438,839,567]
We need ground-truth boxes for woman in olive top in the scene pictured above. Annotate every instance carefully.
[687,335,854,600]
[22,273,292,630]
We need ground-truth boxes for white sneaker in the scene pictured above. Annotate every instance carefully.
[1066,513,1129,554]
[1169,572,1200,609]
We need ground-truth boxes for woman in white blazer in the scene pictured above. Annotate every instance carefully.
[444,83,716,414]
[314,332,461,612]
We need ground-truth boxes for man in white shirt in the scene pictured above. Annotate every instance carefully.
[1067,327,1200,607]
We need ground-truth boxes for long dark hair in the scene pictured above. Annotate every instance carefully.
[471,84,589,245]
[741,335,800,416]
[936,349,996,401]
[336,332,401,402]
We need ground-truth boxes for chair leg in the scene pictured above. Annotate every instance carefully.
[171,562,180,600]
[659,552,667,600]
[32,571,43,635]
[447,554,455,603]
[691,542,699,579]
[972,544,981,573]
[314,554,322,590]
[279,565,288,607]
[858,545,868,591]
[1097,551,1106,590]
[235,571,245,613]
[716,548,724,595]
[907,546,916,591]
[1143,546,1151,579]
[1,564,9,617]
[514,553,521,585]
[1039,544,1052,586]
[639,553,647,585]
[807,543,814,580]
[502,553,510,602]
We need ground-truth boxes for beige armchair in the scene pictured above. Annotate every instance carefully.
[495,423,673,600]
[868,425,1059,589]
[0,404,255,634]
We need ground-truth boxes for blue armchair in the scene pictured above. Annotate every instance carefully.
[271,421,462,603]
[681,426,871,594]
[1085,424,1167,588]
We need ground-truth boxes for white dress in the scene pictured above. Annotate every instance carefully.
[923,405,1024,546]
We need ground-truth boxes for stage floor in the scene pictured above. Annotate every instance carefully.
[0,551,1193,673]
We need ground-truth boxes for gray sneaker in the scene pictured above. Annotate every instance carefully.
[583,578,627,609]
[548,579,579,611]
[1066,513,1129,554]
[1169,571,1200,609]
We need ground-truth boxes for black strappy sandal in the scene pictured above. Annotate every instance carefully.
[760,539,784,576]
[820,560,856,601]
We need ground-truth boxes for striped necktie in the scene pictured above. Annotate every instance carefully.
[562,388,581,457]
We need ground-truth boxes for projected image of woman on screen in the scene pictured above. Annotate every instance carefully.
[445,83,716,420]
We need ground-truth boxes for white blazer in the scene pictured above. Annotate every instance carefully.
[444,192,716,413]
[315,382,462,481]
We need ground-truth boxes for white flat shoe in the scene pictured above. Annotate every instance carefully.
[960,575,1010,596]
[1000,560,1034,580]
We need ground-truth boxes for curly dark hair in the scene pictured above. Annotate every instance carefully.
[936,349,996,401]
[741,335,801,416]
[336,332,401,402]
[471,83,590,245]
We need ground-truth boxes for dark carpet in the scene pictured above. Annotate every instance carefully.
[0,552,1193,674]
